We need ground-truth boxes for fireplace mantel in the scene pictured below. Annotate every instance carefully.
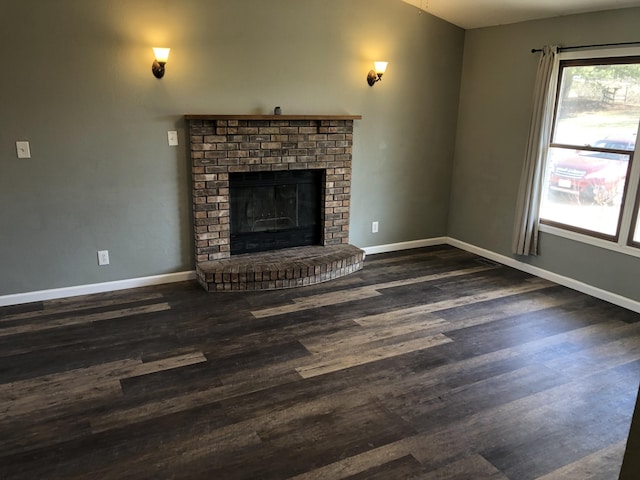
[186,113,363,291]
[185,114,362,121]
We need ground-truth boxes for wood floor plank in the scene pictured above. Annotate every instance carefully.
[362,318,639,417]
[0,333,186,385]
[100,328,444,433]
[535,440,627,480]
[343,454,427,479]
[435,288,585,329]
[419,454,508,480]
[0,416,92,458]
[0,245,638,479]
[0,352,206,422]
[288,441,417,480]
[542,325,640,376]
[1,379,122,422]
[296,333,453,378]
[0,291,165,323]
[0,402,240,480]
[251,265,495,318]
[0,357,141,397]
[301,315,449,354]
[219,357,416,423]
[355,278,554,328]
[119,351,207,379]
[89,368,302,434]
[409,362,639,477]
[0,302,171,337]
[312,288,573,360]
[257,400,416,471]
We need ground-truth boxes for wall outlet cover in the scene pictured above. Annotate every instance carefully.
[97,250,110,266]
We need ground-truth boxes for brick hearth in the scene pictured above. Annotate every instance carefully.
[185,114,364,291]
[196,244,365,292]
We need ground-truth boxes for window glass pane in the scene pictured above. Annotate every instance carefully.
[553,62,640,147]
[635,209,640,244]
[541,146,630,237]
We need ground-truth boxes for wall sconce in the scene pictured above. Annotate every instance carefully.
[367,61,388,86]
[152,47,171,79]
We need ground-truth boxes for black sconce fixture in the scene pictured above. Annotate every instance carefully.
[152,48,171,79]
[367,61,388,86]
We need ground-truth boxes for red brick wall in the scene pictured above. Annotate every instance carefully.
[187,117,355,262]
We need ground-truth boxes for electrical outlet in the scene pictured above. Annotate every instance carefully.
[372,221,379,233]
[97,250,110,266]
[168,130,178,146]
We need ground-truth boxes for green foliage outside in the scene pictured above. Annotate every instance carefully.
[556,61,640,143]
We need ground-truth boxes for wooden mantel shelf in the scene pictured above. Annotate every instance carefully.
[184,114,362,121]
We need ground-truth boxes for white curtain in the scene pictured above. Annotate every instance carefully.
[512,45,559,256]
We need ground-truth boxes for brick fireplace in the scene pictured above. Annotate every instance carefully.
[186,114,365,291]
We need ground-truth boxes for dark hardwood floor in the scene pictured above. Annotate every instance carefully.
[1,245,638,479]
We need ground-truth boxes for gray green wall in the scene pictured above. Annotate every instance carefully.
[3,0,638,306]
[0,0,464,296]
[450,8,640,303]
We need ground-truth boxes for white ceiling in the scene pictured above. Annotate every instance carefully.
[401,0,640,29]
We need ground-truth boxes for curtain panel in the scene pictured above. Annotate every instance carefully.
[512,45,559,256]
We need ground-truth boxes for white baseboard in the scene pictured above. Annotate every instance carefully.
[0,271,196,307]
[3,239,449,307]
[362,237,448,256]
[446,237,640,314]
[2,237,639,314]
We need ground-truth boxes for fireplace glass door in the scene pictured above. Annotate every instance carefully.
[229,170,322,254]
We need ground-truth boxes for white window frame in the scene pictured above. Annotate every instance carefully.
[539,46,640,258]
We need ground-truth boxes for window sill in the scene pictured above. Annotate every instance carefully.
[539,224,640,259]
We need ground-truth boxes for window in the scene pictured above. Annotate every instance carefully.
[539,51,640,250]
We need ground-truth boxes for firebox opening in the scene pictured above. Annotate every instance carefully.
[229,169,323,255]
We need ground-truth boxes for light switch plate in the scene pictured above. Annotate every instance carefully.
[168,131,178,146]
[16,141,31,159]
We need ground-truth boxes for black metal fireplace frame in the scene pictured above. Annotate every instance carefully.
[229,169,324,255]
